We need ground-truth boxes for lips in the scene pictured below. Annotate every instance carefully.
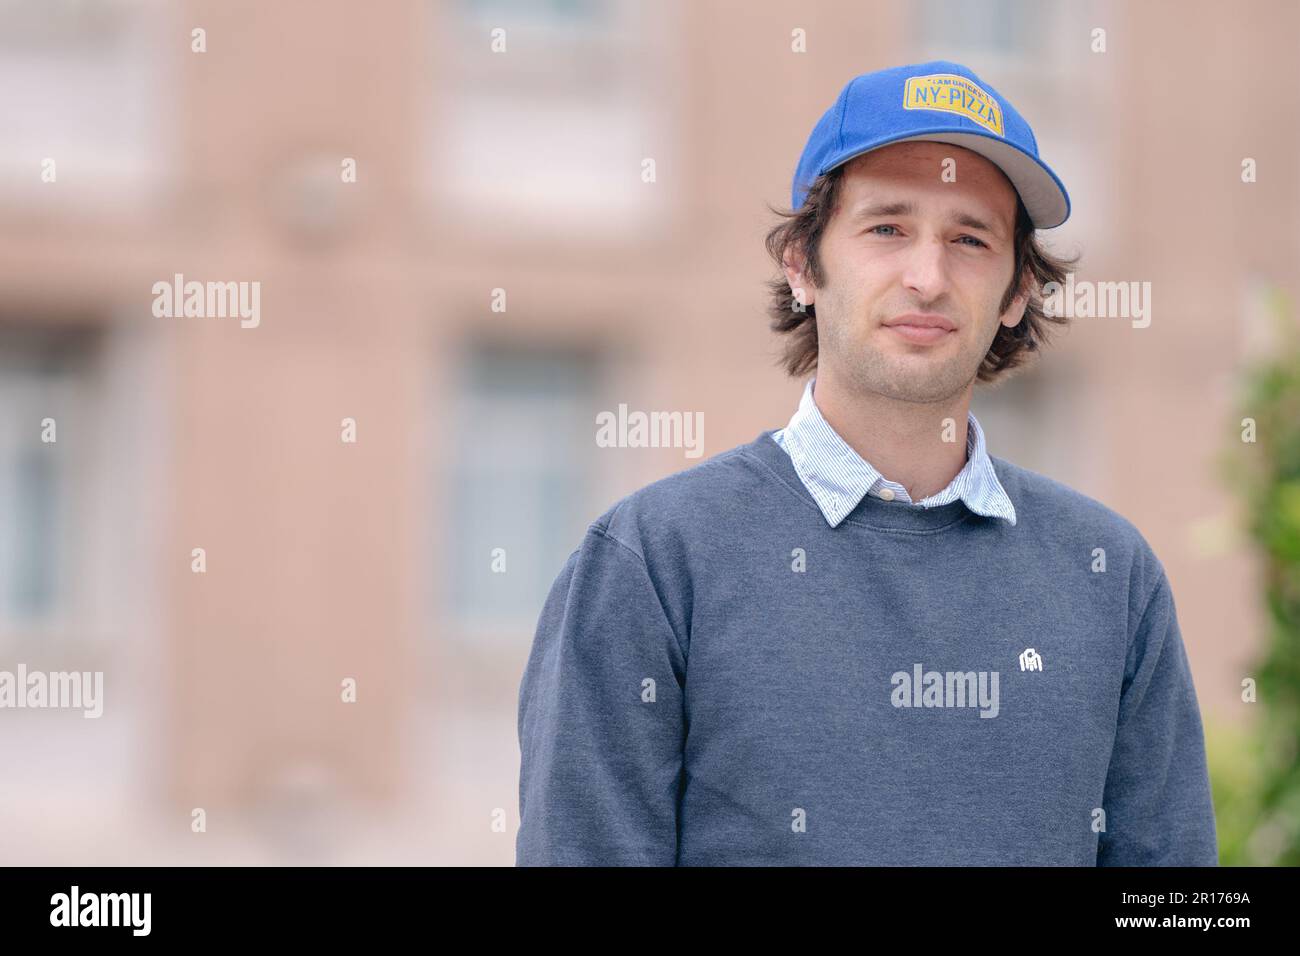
[883,313,957,345]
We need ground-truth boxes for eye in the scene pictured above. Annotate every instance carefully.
[956,235,988,248]
[868,224,900,236]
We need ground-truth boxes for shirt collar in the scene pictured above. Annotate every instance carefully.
[774,378,1017,529]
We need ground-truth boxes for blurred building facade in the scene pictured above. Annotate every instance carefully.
[0,0,1295,864]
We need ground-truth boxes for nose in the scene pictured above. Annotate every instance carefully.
[898,232,952,303]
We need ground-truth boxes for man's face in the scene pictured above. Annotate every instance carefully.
[788,141,1028,405]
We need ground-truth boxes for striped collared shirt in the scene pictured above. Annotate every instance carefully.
[771,378,1017,527]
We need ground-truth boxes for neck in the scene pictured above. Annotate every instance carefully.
[812,369,972,501]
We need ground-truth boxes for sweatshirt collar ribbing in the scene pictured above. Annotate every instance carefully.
[741,428,995,533]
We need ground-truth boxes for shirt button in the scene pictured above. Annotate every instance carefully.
[878,488,896,501]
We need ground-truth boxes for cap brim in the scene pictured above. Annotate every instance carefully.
[829,130,1070,229]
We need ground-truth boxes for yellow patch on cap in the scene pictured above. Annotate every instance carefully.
[903,73,1004,136]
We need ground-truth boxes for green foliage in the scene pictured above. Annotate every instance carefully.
[1205,718,1266,864]
[1214,285,1300,865]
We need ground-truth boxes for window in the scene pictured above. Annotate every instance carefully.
[0,0,174,209]
[0,319,165,656]
[442,342,602,638]
[971,360,1083,482]
[912,0,1045,66]
[427,0,678,233]
[0,325,99,640]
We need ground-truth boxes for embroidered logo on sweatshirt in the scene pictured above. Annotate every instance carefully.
[890,663,1000,719]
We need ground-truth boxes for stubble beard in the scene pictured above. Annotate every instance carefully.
[818,302,990,407]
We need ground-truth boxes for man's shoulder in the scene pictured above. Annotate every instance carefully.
[991,453,1167,584]
[588,433,775,562]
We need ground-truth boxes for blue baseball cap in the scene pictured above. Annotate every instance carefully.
[791,60,1070,228]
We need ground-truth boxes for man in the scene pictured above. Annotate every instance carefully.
[515,61,1218,866]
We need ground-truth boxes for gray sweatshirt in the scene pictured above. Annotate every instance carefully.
[516,430,1219,865]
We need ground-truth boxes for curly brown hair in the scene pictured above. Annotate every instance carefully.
[764,163,1078,382]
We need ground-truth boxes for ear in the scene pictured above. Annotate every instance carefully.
[1000,274,1031,329]
[782,246,814,309]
